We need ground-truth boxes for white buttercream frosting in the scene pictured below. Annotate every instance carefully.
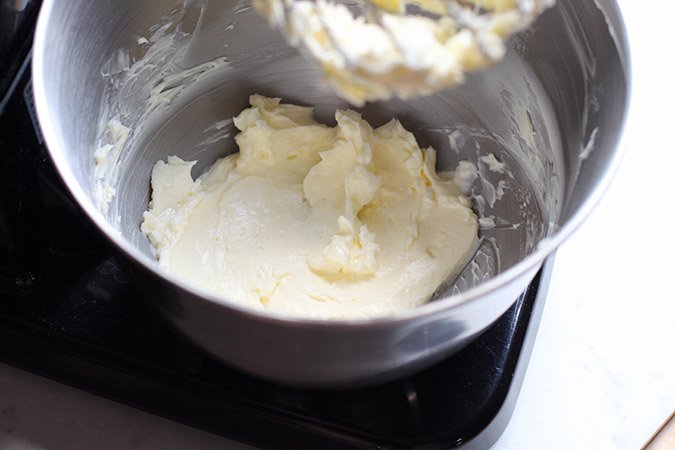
[142,95,478,319]
[254,0,555,105]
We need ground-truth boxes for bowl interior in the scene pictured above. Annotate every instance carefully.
[36,0,629,301]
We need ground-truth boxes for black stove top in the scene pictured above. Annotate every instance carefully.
[0,3,552,448]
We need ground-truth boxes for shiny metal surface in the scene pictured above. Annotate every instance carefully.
[32,0,630,386]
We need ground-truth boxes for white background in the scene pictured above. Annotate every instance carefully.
[1,0,674,448]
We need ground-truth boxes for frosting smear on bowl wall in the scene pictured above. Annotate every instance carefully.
[142,95,478,319]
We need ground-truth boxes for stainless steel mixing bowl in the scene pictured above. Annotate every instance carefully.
[32,0,631,386]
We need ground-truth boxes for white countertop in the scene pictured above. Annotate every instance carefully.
[1,1,674,448]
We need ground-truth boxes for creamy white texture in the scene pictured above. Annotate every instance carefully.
[254,0,555,105]
[480,153,506,173]
[94,119,130,215]
[142,95,478,319]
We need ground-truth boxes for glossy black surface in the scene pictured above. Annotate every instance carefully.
[0,0,40,105]
[0,24,552,449]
